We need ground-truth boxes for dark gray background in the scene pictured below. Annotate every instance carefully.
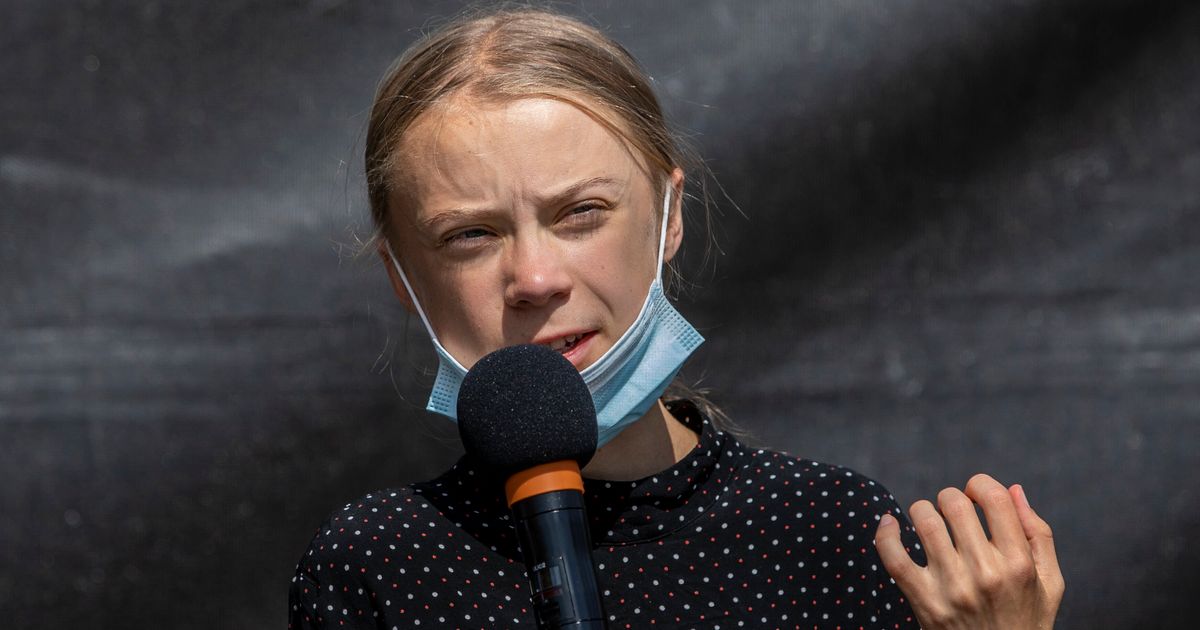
[2,0,1196,627]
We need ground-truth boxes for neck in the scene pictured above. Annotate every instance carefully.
[580,399,699,481]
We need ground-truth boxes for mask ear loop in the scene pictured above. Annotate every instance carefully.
[654,183,673,282]
[384,241,468,372]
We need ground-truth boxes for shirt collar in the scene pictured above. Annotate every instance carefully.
[583,399,738,545]
[418,399,740,550]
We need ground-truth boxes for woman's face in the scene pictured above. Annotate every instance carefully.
[383,97,683,371]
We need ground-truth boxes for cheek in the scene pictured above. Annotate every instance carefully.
[445,277,500,327]
[582,228,658,309]
[405,262,495,337]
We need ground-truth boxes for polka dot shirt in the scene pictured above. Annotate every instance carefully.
[289,401,925,628]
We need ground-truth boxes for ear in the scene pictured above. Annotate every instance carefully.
[663,167,685,264]
[377,239,418,314]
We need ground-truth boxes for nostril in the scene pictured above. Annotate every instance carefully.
[505,273,572,307]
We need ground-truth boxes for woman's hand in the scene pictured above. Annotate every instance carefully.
[874,474,1064,629]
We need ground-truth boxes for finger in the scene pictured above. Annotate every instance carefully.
[964,473,1030,556]
[874,512,928,595]
[908,499,957,570]
[936,486,991,561]
[1011,484,1065,595]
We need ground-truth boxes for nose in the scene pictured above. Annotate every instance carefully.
[503,233,572,308]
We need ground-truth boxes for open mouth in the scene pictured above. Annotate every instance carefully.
[546,332,588,354]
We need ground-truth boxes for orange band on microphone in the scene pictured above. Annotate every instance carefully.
[505,460,584,506]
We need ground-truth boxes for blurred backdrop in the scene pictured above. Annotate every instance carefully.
[2,0,1197,627]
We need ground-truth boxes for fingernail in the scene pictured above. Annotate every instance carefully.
[879,513,896,527]
[1015,484,1031,509]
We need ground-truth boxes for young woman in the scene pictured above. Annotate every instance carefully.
[289,8,1063,629]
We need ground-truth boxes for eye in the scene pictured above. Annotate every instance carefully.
[442,227,494,248]
[560,202,607,227]
[567,202,602,215]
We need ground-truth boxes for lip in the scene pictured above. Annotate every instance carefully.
[531,330,597,369]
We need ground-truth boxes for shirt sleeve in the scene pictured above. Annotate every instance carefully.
[286,519,381,630]
[287,564,323,630]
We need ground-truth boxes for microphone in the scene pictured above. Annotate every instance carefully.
[457,344,607,630]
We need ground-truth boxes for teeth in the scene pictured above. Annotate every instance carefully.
[547,334,581,352]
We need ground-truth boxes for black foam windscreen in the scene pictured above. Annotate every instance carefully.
[457,344,597,476]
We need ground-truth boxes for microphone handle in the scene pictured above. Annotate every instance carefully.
[511,489,607,629]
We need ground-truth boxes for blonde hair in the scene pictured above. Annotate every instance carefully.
[363,6,742,437]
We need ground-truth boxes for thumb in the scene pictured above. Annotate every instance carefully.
[1010,484,1063,588]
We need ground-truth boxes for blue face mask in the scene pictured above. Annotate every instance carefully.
[386,185,703,447]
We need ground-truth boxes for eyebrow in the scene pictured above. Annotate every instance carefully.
[536,176,624,207]
[419,176,625,232]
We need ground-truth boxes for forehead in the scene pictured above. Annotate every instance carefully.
[390,97,651,212]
